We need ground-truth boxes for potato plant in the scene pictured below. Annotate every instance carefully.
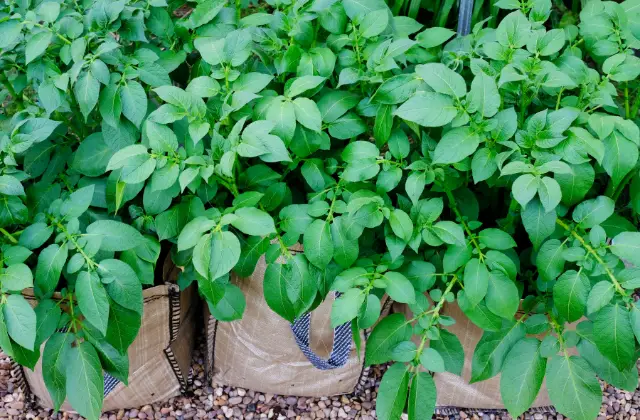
[1,0,640,419]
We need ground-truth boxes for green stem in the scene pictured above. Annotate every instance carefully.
[235,0,241,23]
[555,87,564,110]
[624,85,630,119]
[444,189,484,261]
[415,275,459,361]
[555,219,627,297]
[0,228,17,244]
[30,22,72,45]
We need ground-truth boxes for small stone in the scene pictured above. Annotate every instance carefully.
[460,412,468,419]
[286,397,298,406]
[228,397,243,405]
[237,389,246,397]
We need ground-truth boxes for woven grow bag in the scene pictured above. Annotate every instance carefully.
[203,245,392,397]
[393,301,558,415]
[12,258,198,413]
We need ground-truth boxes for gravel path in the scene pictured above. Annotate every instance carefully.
[0,337,637,419]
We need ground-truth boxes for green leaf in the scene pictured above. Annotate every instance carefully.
[0,263,33,292]
[34,299,61,346]
[553,269,589,322]
[419,347,445,372]
[206,231,241,279]
[434,127,481,164]
[470,320,525,383]
[593,304,635,371]
[416,27,455,48]
[536,239,566,281]
[303,219,334,269]
[376,363,410,420]
[0,176,25,196]
[35,244,68,298]
[467,73,500,118]
[546,355,602,420]
[293,97,322,132]
[431,329,464,375]
[556,162,595,206]
[478,228,516,250]
[264,262,296,322]
[207,284,246,321]
[416,63,466,98]
[577,332,638,392]
[106,304,141,354]
[602,131,638,191]
[512,174,540,208]
[76,271,109,335]
[587,281,614,315]
[431,221,465,245]
[99,259,143,314]
[366,313,412,365]
[572,196,615,228]
[500,338,546,418]
[26,31,53,64]
[521,198,556,249]
[537,176,562,212]
[463,258,489,307]
[86,220,144,251]
[407,371,436,420]
[286,76,326,97]
[331,288,365,327]
[486,271,519,319]
[43,333,73,410]
[384,271,416,304]
[610,232,640,266]
[266,98,296,142]
[389,209,413,242]
[231,207,276,236]
[65,341,104,420]
[393,93,457,127]
[331,217,359,268]
[74,72,100,121]
[3,295,36,350]
[120,80,148,128]
[317,90,360,123]
[359,9,389,38]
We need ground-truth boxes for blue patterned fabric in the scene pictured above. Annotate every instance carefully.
[290,293,352,370]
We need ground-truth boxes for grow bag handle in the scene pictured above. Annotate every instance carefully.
[457,0,474,36]
[290,293,353,370]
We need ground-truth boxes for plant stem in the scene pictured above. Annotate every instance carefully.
[444,189,484,261]
[30,22,72,45]
[235,0,241,23]
[624,85,630,119]
[555,88,564,110]
[0,228,17,244]
[415,275,458,361]
[555,219,627,297]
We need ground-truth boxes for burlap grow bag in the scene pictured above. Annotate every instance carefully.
[394,302,556,415]
[204,246,391,397]
[12,260,197,413]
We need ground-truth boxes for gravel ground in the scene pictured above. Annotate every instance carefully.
[0,337,637,420]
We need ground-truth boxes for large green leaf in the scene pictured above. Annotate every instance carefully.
[376,363,410,420]
[303,219,334,268]
[470,320,525,382]
[65,341,104,420]
[500,338,546,417]
[3,295,36,350]
[593,304,636,371]
[407,371,436,420]
[546,355,602,420]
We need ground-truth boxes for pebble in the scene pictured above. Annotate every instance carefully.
[0,335,638,420]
